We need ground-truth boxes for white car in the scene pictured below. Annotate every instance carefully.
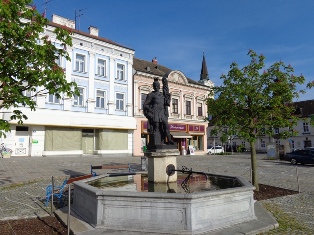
[207,145,224,155]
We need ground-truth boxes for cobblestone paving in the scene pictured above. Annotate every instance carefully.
[263,192,314,232]
[0,153,313,234]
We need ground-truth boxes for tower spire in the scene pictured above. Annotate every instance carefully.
[198,52,212,87]
[200,52,209,81]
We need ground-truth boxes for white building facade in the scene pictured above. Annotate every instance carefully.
[1,15,136,157]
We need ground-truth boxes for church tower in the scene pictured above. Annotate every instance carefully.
[198,52,213,87]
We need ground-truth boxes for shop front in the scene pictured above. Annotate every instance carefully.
[140,121,206,155]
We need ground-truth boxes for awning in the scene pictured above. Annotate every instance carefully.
[170,132,192,139]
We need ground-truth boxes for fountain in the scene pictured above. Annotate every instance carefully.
[72,169,256,234]
[70,75,275,234]
[67,75,276,234]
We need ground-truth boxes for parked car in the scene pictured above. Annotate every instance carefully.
[284,149,314,165]
[207,145,224,155]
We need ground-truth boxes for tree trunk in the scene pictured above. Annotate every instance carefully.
[250,141,259,191]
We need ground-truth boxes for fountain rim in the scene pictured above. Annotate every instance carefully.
[73,173,255,200]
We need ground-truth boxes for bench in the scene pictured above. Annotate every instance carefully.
[91,164,132,176]
[91,157,148,176]
[45,174,94,207]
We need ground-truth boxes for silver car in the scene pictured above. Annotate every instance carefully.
[207,145,224,155]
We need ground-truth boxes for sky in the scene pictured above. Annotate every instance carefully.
[32,0,314,101]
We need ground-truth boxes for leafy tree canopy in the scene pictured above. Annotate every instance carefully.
[0,0,78,137]
[206,49,309,190]
[207,50,306,143]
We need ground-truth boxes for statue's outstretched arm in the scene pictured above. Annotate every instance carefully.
[162,74,171,106]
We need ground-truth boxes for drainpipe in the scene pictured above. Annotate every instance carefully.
[132,68,138,156]
[132,68,137,117]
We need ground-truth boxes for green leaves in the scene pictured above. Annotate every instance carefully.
[207,50,305,143]
[0,0,78,137]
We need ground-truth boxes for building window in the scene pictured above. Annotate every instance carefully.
[97,59,106,76]
[116,63,124,80]
[96,90,105,109]
[303,122,309,133]
[48,94,60,104]
[75,54,85,72]
[141,93,147,110]
[291,140,295,150]
[116,93,124,110]
[73,87,84,106]
[261,140,265,148]
[23,90,32,97]
[274,128,279,134]
[197,103,202,116]
[55,55,61,66]
[16,126,28,131]
[172,98,178,114]
[186,100,191,115]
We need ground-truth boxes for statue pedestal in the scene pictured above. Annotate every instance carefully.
[145,148,180,183]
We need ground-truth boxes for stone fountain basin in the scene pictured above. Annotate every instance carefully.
[72,174,256,235]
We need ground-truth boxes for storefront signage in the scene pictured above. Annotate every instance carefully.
[169,124,187,132]
[142,121,187,132]
[188,125,205,133]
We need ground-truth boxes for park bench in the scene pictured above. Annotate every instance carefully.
[90,157,147,176]
[90,164,133,176]
[45,174,94,207]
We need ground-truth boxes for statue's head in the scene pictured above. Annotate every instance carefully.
[153,78,160,91]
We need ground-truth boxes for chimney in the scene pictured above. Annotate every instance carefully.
[52,14,75,29]
[152,57,158,65]
[88,26,99,36]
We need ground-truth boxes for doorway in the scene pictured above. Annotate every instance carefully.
[82,129,94,154]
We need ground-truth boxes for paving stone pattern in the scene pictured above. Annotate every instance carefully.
[0,154,313,232]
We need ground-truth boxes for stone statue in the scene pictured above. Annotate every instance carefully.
[144,73,174,149]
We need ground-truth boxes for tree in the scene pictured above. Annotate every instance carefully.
[206,50,307,190]
[0,0,78,137]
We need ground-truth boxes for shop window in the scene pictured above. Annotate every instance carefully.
[188,135,204,151]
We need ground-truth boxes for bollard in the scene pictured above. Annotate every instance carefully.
[296,166,300,193]
[51,176,54,216]
[67,183,71,235]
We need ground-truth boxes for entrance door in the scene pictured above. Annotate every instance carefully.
[82,136,94,154]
